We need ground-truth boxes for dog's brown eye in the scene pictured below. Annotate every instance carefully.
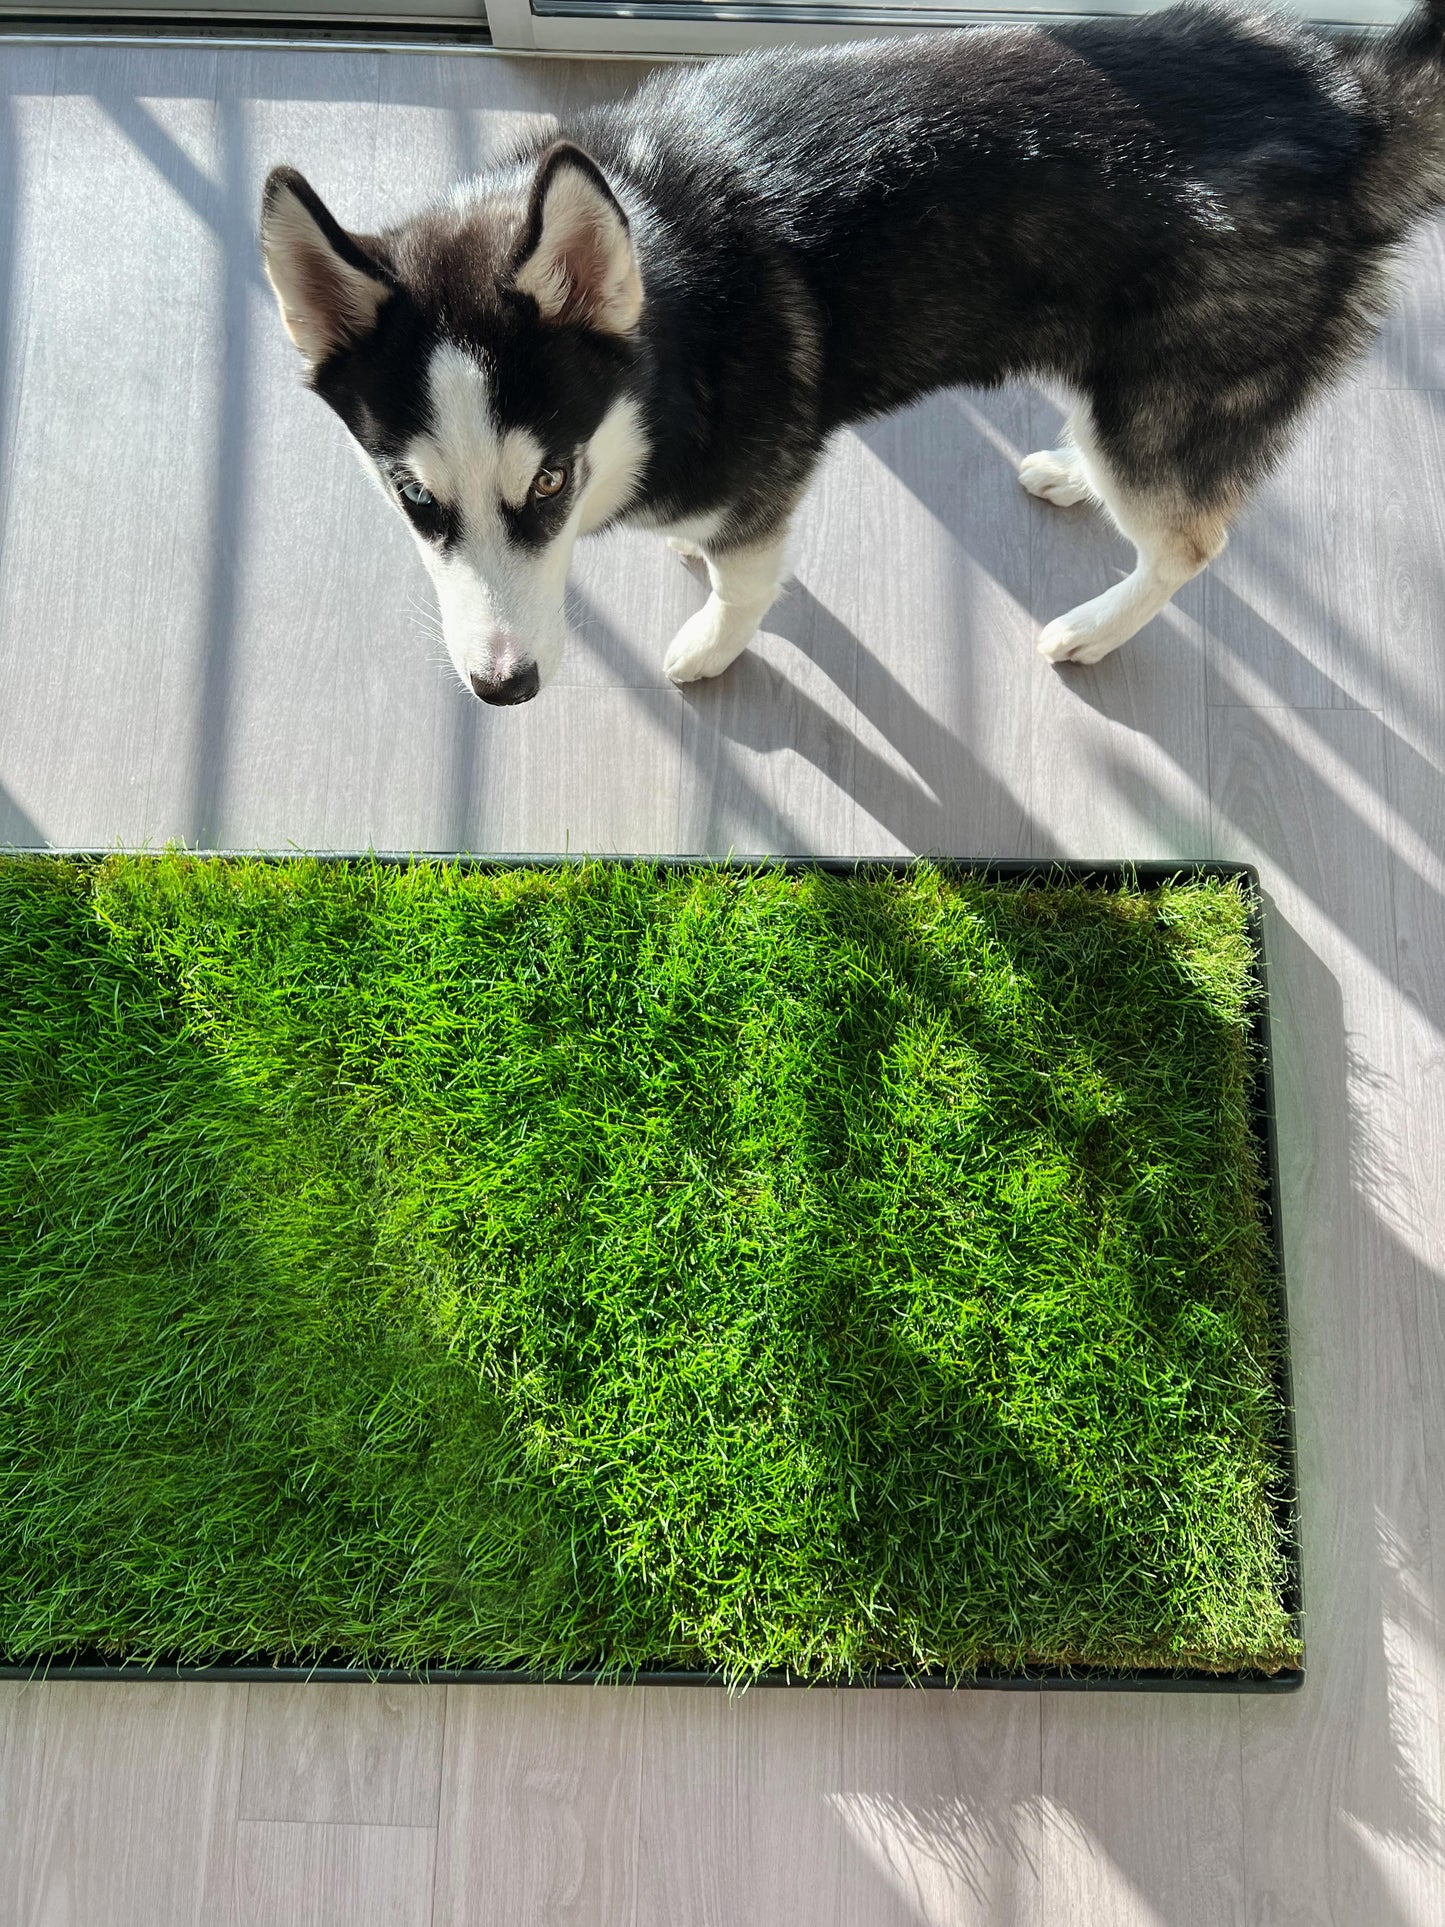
[533,465,567,499]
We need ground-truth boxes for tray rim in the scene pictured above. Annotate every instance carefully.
[0,848,1304,1693]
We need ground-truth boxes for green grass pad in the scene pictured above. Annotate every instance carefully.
[0,855,1298,1680]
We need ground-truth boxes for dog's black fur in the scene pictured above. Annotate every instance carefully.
[264,0,1445,687]
[578,1,1445,534]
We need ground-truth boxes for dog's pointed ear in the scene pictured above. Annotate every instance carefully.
[511,142,642,335]
[260,167,391,365]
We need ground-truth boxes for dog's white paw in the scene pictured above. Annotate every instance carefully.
[1018,448,1090,508]
[1037,610,1129,666]
[664,601,751,683]
[667,535,706,560]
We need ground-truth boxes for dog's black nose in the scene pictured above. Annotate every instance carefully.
[470,663,540,706]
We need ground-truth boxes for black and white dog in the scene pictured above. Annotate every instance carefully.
[261,1,1445,705]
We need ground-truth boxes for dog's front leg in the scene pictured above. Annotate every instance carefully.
[663,529,788,683]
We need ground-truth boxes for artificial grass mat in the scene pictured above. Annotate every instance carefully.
[0,854,1298,1681]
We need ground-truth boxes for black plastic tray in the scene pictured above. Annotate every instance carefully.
[0,852,1303,1691]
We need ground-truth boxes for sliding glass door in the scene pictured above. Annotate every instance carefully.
[485,0,1409,52]
[0,0,1408,46]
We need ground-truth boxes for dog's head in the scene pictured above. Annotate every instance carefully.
[260,145,648,703]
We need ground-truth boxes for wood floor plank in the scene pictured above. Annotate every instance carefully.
[206,49,395,853]
[834,1691,1043,1927]
[1039,1696,1244,1927]
[4,1682,245,1927]
[0,44,225,852]
[1370,388,1445,754]
[493,684,684,854]
[366,47,642,207]
[634,1686,849,1927]
[847,390,1035,859]
[432,1684,642,1927]
[0,48,56,853]
[233,1820,435,1927]
[0,43,58,519]
[1374,385,1445,1927]
[1207,705,1440,1926]
[238,1684,444,1827]
[568,524,713,693]
[1372,387,1445,1233]
[0,1684,46,1923]
[1370,212,1445,390]
[1373,388,1445,1228]
[1205,379,1387,713]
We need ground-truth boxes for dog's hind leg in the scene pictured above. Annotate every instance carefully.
[1035,409,1233,664]
[663,527,790,683]
[1037,502,1227,665]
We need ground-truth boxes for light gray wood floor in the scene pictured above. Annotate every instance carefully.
[0,38,1442,1926]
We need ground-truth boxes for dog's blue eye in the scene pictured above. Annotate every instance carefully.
[400,480,433,506]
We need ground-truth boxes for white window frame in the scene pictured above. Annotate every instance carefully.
[0,0,488,25]
[485,0,1017,51]
[484,0,1407,55]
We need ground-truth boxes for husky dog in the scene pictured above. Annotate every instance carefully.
[261,1,1445,704]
